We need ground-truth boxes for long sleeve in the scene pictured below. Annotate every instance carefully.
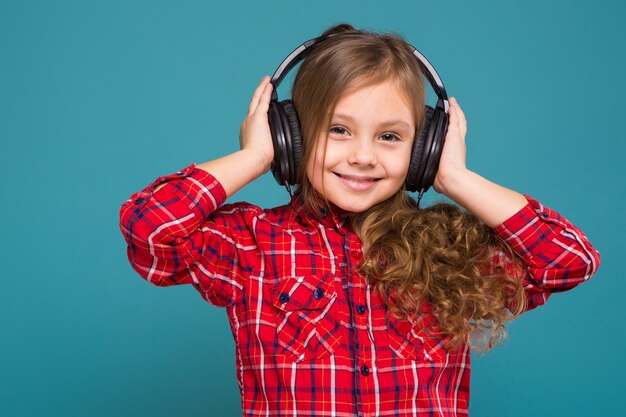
[493,195,601,311]
[119,163,258,307]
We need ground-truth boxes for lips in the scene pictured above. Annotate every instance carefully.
[333,172,381,192]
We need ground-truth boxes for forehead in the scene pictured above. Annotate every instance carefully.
[331,79,415,127]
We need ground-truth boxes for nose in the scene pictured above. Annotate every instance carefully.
[348,138,377,166]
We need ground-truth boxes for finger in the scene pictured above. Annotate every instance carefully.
[247,75,271,115]
[445,100,464,141]
[450,97,467,137]
[445,118,461,138]
[247,75,270,114]
[253,82,273,115]
[447,97,460,126]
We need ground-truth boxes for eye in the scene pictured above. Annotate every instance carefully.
[379,133,400,142]
[329,126,349,135]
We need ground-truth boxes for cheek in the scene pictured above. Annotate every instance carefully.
[392,164,411,184]
[401,141,415,175]
[384,146,413,178]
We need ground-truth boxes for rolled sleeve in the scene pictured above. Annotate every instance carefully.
[119,164,250,307]
[493,195,600,310]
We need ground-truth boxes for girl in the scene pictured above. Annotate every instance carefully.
[120,24,600,417]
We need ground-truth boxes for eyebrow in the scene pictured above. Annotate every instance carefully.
[332,113,413,130]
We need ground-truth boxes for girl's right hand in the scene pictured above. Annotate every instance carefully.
[239,75,274,172]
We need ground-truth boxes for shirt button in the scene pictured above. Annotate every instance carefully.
[279,293,290,303]
[360,365,370,376]
[541,212,549,218]
[313,288,325,299]
[356,304,366,315]
[134,197,144,205]
[176,170,185,175]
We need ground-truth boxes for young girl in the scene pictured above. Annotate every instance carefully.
[120,24,600,417]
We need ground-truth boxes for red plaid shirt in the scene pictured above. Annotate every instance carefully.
[119,164,600,417]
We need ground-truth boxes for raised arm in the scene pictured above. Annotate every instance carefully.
[433,97,528,227]
[435,97,600,309]
[119,76,275,306]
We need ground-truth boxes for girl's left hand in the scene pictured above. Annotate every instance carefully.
[433,97,469,196]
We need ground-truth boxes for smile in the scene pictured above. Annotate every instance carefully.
[333,172,381,192]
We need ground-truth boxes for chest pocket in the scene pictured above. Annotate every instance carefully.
[387,306,449,362]
[272,274,340,362]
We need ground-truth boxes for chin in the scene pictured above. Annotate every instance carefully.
[333,200,374,214]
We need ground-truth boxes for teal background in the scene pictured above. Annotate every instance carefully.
[1,0,624,416]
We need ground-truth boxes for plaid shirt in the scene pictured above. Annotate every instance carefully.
[119,164,600,417]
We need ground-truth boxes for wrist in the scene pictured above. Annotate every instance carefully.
[239,148,272,177]
[438,170,527,227]
[435,167,473,200]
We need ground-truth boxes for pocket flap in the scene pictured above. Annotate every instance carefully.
[388,308,449,362]
[273,274,336,312]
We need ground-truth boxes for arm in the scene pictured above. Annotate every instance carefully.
[492,195,600,310]
[119,166,257,306]
[433,97,527,227]
[436,98,600,309]
[119,76,275,306]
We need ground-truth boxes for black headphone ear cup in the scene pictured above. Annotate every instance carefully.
[269,101,290,185]
[420,108,448,192]
[275,102,295,185]
[406,105,434,192]
[279,100,303,184]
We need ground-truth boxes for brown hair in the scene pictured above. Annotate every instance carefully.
[292,24,526,351]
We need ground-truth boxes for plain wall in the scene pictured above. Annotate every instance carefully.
[1,1,623,416]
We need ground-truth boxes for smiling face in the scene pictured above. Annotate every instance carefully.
[306,80,416,214]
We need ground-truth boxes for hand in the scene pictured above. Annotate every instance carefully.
[433,97,470,196]
[239,75,274,172]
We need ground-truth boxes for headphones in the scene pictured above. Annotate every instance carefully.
[268,35,450,200]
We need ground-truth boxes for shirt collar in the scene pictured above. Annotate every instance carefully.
[290,196,351,234]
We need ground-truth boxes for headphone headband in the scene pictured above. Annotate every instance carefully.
[270,35,449,112]
[270,37,322,101]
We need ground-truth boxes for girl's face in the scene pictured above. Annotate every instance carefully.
[306,80,416,213]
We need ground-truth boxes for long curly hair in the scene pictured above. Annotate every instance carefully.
[351,192,527,350]
[292,24,527,351]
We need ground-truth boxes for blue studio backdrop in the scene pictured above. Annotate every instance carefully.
[1,1,624,416]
